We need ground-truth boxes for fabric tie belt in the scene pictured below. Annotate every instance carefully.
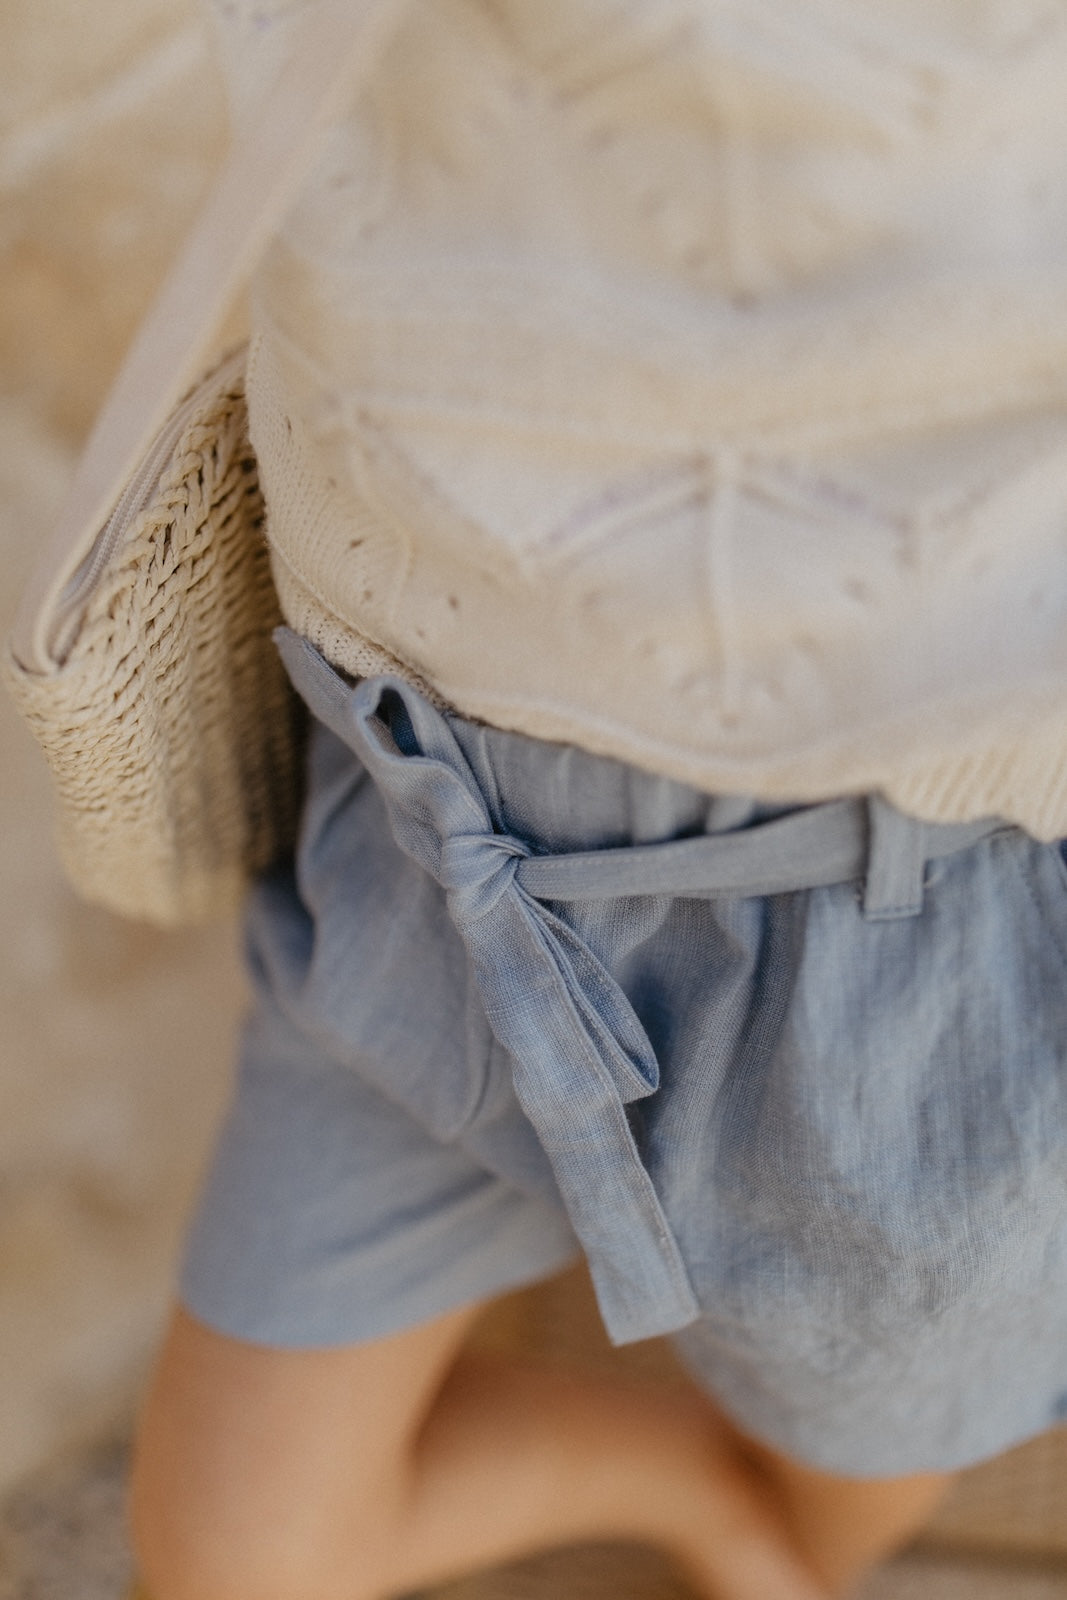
[277,629,1004,1344]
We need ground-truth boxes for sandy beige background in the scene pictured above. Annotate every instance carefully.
[0,0,241,1496]
[3,3,1067,1594]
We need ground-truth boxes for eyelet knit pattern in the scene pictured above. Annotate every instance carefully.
[210,0,1067,835]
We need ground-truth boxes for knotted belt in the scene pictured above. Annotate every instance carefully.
[277,629,1004,1344]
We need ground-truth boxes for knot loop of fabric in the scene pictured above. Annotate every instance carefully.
[440,831,529,922]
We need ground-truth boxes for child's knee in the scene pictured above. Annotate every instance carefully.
[126,1302,485,1600]
[127,1310,415,1600]
[129,1454,395,1600]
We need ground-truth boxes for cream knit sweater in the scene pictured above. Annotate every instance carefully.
[209,0,1067,837]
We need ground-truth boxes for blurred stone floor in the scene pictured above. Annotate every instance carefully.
[2,1,1067,1595]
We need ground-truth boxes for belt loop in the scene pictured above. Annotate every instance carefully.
[863,794,927,920]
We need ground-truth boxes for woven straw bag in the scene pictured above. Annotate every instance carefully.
[4,353,302,924]
[4,0,411,926]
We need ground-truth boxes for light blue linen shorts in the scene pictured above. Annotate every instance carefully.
[181,630,1067,1475]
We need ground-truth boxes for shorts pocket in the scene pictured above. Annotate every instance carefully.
[257,721,495,1143]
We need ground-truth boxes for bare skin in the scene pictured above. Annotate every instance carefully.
[718,1425,953,1595]
[129,1296,954,1600]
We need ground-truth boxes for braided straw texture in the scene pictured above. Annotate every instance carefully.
[3,366,305,925]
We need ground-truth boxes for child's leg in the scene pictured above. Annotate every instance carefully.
[719,1421,955,1595]
[129,1297,955,1600]
[130,1299,836,1600]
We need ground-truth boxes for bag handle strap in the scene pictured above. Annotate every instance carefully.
[12,0,411,675]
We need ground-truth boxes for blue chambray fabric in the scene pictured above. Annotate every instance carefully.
[180,631,1067,1474]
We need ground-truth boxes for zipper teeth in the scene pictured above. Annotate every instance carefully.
[50,349,247,664]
